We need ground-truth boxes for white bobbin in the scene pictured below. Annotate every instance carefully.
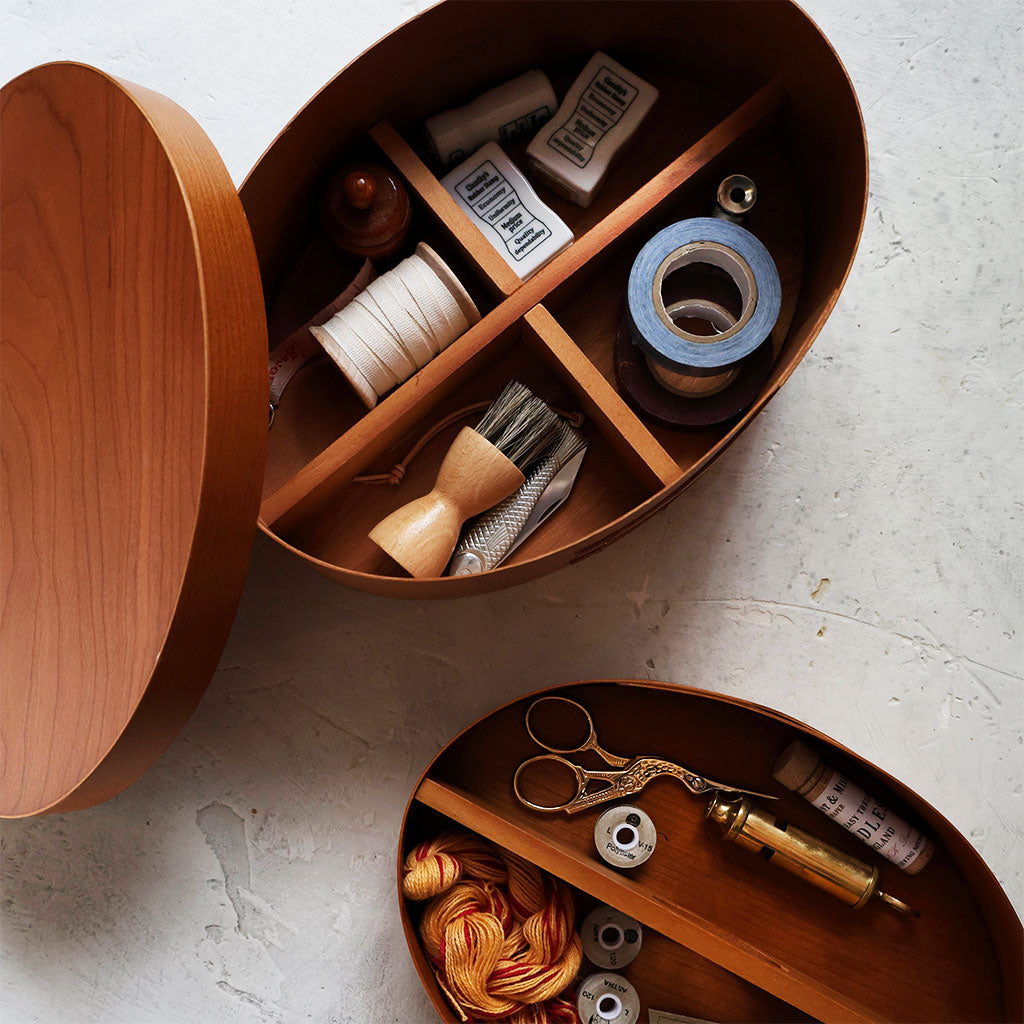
[344,298,418,381]
[581,905,643,970]
[577,972,640,1024]
[594,805,656,869]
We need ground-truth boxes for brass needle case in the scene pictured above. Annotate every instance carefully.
[706,793,917,915]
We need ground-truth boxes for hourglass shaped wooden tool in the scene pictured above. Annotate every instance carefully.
[368,382,561,578]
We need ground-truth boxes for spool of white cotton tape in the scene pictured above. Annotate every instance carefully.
[581,905,643,970]
[362,280,434,369]
[405,254,466,343]
[626,218,780,375]
[415,243,480,333]
[577,973,641,1024]
[325,317,397,396]
[345,298,418,381]
[594,805,656,869]
[310,243,479,408]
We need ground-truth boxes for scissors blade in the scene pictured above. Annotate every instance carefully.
[700,778,778,801]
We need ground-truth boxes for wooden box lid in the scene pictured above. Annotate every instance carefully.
[0,63,268,817]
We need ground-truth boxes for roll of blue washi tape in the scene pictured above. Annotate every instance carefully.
[627,217,781,375]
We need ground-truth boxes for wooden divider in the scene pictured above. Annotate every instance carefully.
[370,119,521,297]
[414,776,872,1024]
[524,306,680,490]
[259,81,785,533]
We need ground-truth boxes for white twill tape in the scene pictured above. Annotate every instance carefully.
[311,244,478,408]
[345,298,418,381]
[415,242,481,329]
[401,256,454,342]
[382,271,441,357]
[323,317,397,395]
[362,278,434,368]
[308,325,377,408]
[406,254,468,344]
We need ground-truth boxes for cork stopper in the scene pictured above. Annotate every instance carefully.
[773,739,825,797]
[321,160,411,260]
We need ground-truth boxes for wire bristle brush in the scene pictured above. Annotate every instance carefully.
[369,382,562,578]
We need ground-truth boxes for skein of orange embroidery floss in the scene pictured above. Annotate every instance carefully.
[402,831,583,1023]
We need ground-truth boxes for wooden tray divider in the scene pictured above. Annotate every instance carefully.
[414,776,873,1024]
[524,305,681,490]
[370,119,521,298]
[260,81,785,534]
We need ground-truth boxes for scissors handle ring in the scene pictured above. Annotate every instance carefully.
[513,754,585,813]
[524,696,596,754]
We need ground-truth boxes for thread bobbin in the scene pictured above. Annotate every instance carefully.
[581,905,643,969]
[311,242,479,409]
[577,972,641,1024]
[594,805,656,869]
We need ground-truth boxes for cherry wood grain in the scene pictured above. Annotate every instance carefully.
[524,306,681,491]
[0,64,267,816]
[400,681,1023,1023]
[278,325,654,578]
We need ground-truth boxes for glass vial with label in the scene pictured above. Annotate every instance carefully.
[773,739,934,874]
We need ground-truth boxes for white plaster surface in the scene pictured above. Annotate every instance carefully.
[1,1,1021,1021]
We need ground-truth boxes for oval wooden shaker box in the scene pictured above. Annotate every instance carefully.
[0,7,860,808]
[400,680,1024,1024]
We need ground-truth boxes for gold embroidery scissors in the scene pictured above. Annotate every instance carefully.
[513,696,776,814]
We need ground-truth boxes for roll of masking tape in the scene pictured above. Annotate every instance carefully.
[577,972,641,1024]
[627,217,780,375]
[581,905,643,970]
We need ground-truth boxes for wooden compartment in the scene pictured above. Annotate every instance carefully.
[243,0,868,596]
[273,316,659,581]
[399,681,1024,1024]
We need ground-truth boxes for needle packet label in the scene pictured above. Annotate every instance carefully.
[442,141,573,280]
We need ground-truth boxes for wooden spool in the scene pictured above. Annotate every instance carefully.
[399,680,1023,1023]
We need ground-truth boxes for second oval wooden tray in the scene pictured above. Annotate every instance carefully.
[399,680,1023,1023]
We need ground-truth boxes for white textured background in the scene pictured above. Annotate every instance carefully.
[1,1,1021,1022]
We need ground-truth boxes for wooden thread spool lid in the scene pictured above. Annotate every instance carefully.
[321,160,411,260]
